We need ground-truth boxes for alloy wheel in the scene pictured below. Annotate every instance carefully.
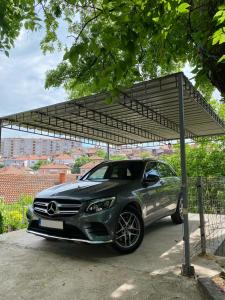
[115,211,141,249]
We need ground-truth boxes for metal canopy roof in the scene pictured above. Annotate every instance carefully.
[1,72,225,145]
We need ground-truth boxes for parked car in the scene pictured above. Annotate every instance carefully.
[27,159,183,254]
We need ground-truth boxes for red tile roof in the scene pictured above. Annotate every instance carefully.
[80,162,99,170]
[54,154,74,160]
[13,155,49,161]
[90,156,104,161]
[39,163,70,170]
[0,166,26,174]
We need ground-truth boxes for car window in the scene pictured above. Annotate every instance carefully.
[144,161,159,178]
[83,161,145,181]
[157,163,176,177]
[87,166,108,180]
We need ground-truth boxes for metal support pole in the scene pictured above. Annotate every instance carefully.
[178,74,195,277]
[197,177,206,255]
[106,143,110,160]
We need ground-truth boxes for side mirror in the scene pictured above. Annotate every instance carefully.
[77,175,81,180]
[143,174,160,185]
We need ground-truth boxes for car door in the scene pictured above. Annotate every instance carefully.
[139,161,166,224]
[157,162,180,215]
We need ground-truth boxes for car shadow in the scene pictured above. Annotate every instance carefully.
[38,216,200,264]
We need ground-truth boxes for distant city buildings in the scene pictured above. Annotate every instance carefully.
[0,138,81,158]
[0,138,175,176]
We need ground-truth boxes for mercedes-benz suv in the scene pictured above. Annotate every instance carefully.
[27,159,183,253]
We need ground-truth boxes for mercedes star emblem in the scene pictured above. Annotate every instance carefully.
[47,201,57,215]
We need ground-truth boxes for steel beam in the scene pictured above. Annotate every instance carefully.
[178,73,195,277]
[183,76,225,131]
[120,92,195,139]
[2,121,107,146]
[4,112,138,145]
[32,111,138,145]
[41,102,165,142]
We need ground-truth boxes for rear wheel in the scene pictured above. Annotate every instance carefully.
[171,196,184,224]
[112,206,144,254]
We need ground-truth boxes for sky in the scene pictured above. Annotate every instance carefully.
[0,27,220,139]
[0,28,67,138]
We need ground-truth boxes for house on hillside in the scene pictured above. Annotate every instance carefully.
[70,148,84,160]
[80,162,99,176]
[4,155,49,168]
[85,148,98,157]
[53,153,74,166]
[38,163,71,175]
[0,166,34,175]
[90,156,104,163]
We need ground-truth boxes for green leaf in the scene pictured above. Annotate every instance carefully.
[218,54,225,63]
[152,17,159,23]
[177,3,190,14]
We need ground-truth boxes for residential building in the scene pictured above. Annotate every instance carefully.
[1,138,81,158]
[0,166,34,175]
[80,162,99,176]
[38,163,71,175]
[4,155,50,168]
[53,154,74,166]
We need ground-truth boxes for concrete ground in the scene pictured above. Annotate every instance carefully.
[0,217,203,300]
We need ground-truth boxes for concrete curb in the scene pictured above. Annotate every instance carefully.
[198,277,225,300]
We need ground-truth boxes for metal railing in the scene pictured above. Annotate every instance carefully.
[188,177,225,257]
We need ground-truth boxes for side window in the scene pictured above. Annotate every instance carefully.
[88,166,108,180]
[144,162,159,178]
[157,163,176,178]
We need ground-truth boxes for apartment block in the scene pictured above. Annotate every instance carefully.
[1,138,81,158]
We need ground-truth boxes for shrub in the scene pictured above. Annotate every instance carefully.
[0,195,33,234]
[4,210,24,231]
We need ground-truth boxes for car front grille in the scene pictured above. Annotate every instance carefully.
[33,198,82,217]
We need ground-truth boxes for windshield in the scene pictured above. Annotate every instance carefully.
[82,161,145,181]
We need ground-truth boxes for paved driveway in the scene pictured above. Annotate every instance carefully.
[0,217,203,300]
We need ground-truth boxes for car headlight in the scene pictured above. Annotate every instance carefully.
[86,197,116,213]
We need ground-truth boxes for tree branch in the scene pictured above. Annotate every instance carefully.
[75,11,102,44]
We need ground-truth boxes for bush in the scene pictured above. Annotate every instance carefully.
[0,195,33,234]
[4,210,24,231]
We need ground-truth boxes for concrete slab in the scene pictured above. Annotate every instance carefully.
[0,217,203,300]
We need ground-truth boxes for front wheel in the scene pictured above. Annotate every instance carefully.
[171,196,184,224]
[112,206,144,254]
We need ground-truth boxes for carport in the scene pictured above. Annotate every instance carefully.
[0,72,224,276]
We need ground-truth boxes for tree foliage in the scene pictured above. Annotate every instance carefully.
[71,155,91,173]
[110,154,127,161]
[96,149,107,159]
[31,159,48,171]
[162,142,225,177]
[1,1,225,99]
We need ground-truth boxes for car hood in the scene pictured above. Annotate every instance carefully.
[36,180,137,201]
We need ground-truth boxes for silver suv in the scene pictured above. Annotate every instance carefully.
[27,160,183,254]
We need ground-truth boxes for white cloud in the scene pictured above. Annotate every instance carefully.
[0,28,66,119]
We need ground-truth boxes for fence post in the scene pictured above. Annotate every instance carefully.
[197,177,206,255]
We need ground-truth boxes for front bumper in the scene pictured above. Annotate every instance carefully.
[27,230,112,244]
[27,205,117,244]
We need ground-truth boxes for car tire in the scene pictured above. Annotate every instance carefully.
[112,206,144,254]
[171,196,184,224]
